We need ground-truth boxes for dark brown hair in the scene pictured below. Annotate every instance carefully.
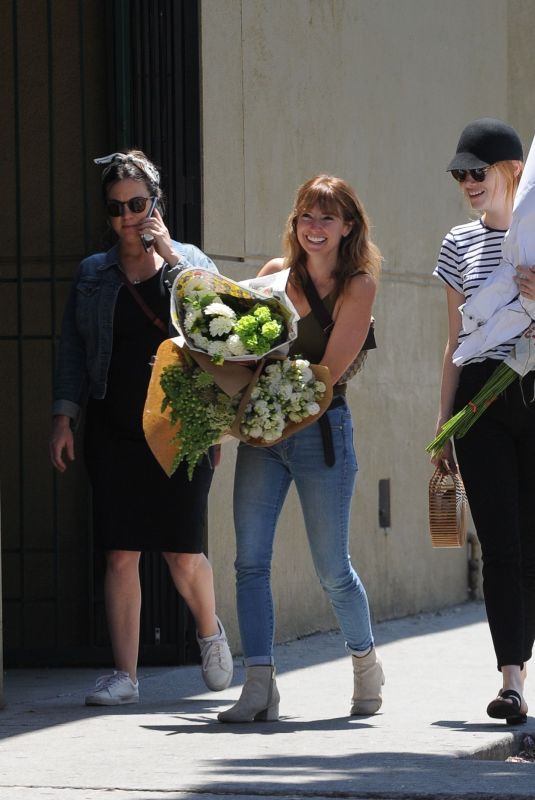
[100,150,165,213]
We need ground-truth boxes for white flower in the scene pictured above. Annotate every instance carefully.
[277,383,293,400]
[306,402,320,415]
[181,277,210,297]
[227,334,247,356]
[265,363,282,375]
[207,340,231,359]
[297,365,313,383]
[204,302,236,319]
[263,429,282,442]
[209,317,235,337]
[247,426,264,439]
[184,308,203,331]
[190,332,211,350]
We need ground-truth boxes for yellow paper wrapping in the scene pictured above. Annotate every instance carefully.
[143,339,184,477]
[170,267,298,361]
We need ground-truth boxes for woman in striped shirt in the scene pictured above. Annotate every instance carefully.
[433,118,533,725]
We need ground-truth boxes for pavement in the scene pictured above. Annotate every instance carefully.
[0,601,534,800]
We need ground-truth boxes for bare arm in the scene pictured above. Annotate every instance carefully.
[322,274,376,384]
[257,257,285,277]
[431,284,464,471]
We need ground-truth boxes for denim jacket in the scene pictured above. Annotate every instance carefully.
[52,240,218,423]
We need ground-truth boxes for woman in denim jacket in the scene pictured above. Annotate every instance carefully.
[50,151,233,705]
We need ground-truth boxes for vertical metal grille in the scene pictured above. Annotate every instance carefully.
[1,0,202,666]
[108,0,202,245]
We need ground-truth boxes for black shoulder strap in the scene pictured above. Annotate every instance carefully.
[302,276,334,334]
[302,274,376,351]
[119,271,167,333]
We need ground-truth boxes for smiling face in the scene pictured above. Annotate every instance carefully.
[106,177,153,243]
[460,165,509,219]
[295,203,352,261]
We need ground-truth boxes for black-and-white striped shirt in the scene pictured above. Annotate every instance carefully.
[434,219,520,363]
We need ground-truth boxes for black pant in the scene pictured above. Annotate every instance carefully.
[454,360,535,670]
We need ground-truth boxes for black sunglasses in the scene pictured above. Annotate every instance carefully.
[106,196,156,217]
[451,167,492,183]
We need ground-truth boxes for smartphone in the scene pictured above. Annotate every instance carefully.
[140,196,158,252]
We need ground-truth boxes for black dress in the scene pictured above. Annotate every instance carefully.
[84,271,213,552]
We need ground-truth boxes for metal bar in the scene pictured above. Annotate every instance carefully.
[47,0,59,651]
[182,0,201,245]
[171,0,185,241]
[114,0,132,148]
[11,0,24,651]
[79,0,90,253]
[78,0,96,660]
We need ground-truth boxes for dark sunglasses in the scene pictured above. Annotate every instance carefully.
[451,167,492,183]
[106,196,155,217]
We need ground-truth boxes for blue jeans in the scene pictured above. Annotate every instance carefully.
[233,401,374,666]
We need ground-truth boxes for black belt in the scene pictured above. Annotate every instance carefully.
[318,395,345,467]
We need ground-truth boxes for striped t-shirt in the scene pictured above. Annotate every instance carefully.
[434,218,520,363]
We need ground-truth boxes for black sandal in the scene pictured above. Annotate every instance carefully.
[487,689,528,725]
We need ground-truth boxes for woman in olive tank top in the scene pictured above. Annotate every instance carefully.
[218,175,383,723]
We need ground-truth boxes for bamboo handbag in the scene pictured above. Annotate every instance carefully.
[428,467,468,548]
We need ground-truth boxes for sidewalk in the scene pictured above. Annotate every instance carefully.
[0,602,533,800]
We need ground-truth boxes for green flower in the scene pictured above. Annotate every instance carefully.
[160,356,238,479]
[233,305,283,355]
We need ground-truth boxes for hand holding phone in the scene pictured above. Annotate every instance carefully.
[140,197,158,252]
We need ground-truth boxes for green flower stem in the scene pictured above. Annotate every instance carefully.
[160,357,238,480]
[426,362,517,457]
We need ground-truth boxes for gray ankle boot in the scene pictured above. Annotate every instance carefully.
[350,648,384,715]
[218,665,280,723]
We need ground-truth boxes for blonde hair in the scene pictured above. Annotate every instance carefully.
[492,160,523,208]
[283,175,382,296]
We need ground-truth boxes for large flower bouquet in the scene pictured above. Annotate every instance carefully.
[171,268,298,365]
[143,340,332,479]
[235,359,327,444]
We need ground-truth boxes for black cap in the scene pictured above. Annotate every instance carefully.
[447,118,523,171]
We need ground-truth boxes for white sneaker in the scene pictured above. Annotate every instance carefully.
[197,617,233,691]
[85,671,139,706]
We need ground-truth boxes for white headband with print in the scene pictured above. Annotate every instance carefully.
[94,152,160,186]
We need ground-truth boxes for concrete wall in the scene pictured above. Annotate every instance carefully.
[200,0,535,653]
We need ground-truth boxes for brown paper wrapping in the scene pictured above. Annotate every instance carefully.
[229,363,333,447]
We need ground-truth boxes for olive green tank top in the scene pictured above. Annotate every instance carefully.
[289,291,346,396]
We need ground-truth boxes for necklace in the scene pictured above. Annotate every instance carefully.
[118,266,148,285]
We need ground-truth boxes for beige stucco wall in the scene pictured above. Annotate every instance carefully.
[200,0,535,653]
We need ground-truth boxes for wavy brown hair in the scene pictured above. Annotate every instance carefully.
[283,175,381,296]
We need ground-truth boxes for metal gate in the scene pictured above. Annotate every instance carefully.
[1,0,203,666]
